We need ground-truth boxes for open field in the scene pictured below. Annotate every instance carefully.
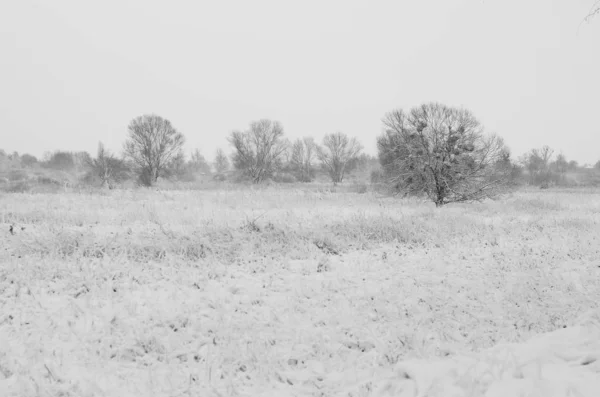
[1,187,599,396]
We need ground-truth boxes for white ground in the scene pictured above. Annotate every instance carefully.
[0,187,599,396]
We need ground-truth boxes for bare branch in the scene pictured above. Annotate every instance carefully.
[585,0,600,22]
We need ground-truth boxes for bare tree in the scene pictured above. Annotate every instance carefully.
[538,146,554,167]
[522,146,554,185]
[213,148,230,174]
[228,119,288,183]
[73,151,92,173]
[188,149,211,174]
[20,154,38,168]
[0,150,10,172]
[123,114,185,186]
[289,137,316,182]
[7,152,21,168]
[495,147,522,185]
[378,103,510,207]
[552,153,568,174]
[316,132,363,185]
[86,142,130,188]
[44,151,75,171]
[163,150,187,180]
[568,160,579,171]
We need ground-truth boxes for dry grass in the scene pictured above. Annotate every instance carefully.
[0,187,599,396]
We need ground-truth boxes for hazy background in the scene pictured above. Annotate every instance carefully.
[1,0,599,163]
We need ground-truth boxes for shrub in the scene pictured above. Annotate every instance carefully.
[272,173,297,184]
[3,181,31,193]
[213,173,227,182]
[350,182,368,194]
[370,169,384,184]
[37,176,62,186]
[7,169,28,181]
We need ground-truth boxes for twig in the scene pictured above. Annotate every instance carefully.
[44,364,57,382]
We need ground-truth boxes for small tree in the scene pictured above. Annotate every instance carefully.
[123,114,185,186]
[86,142,130,188]
[188,149,211,174]
[289,137,316,182]
[213,148,230,174]
[378,103,510,207]
[522,146,554,186]
[45,151,75,171]
[567,160,579,171]
[163,150,187,180]
[228,119,288,183]
[347,153,376,174]
[73,152,92,173]
[20,154,38,168]
[316,132,363,185]
[552,153,568,174]
[0,150,21,170]
[493,148,522,186]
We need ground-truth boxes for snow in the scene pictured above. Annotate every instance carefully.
[0,187,599,396]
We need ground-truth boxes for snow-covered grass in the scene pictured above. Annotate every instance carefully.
[0,188,599,396]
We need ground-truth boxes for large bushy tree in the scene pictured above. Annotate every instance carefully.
[378,102,510,207]
[123,114,185,186]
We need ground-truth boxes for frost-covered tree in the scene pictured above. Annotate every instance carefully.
[378,103,510,206]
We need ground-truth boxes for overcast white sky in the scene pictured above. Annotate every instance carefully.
[1,0,599,164]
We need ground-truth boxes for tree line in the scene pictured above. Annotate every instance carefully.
[1,114,374,189]
[2,102,599,206]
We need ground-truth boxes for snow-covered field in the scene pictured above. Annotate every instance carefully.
[1,187,599,396]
